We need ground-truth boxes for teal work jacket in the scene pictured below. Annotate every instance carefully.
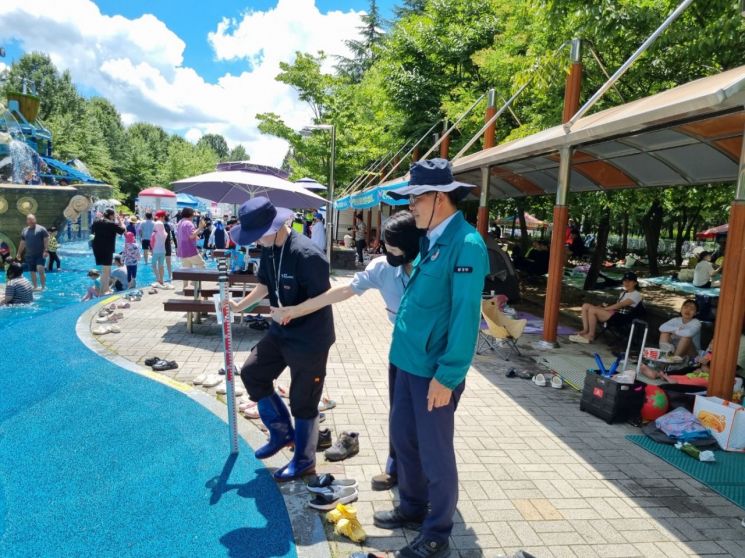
[389,211,489,390]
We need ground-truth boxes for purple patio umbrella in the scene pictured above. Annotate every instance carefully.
[295,177,327,191]
[171,162,327,209]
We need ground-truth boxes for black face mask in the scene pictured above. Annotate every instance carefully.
[386,253,407,267]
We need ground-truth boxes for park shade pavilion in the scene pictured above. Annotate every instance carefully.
[449,64,745,400]
[354,63,745,400]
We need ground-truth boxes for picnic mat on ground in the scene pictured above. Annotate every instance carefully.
[515,311,576,336]
[640,276,720,297]
[534,354,599,390]
[627,434,745,510]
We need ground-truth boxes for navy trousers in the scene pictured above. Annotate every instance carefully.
[390,365,465,544]
[386,363,397,477]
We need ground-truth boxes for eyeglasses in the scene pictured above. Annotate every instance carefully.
[408,192,435,205]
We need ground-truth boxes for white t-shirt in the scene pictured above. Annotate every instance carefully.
[618,289,642,308]
[693,260,714,287]
[350,256,409,323]
[659,316,702,350]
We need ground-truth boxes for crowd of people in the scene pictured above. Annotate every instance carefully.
[2,202,329,305]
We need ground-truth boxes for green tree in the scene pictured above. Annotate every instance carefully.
[337,0,385,82]
[197,133,229,160]
[2,52,84,120]
[228,144,249,161]
[157,135,218,185]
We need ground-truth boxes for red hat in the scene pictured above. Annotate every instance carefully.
[155,210,167,219]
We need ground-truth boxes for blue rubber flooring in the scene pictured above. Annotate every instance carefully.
[0,301,297,558]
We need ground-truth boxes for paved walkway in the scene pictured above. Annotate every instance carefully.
[94,273,745,558]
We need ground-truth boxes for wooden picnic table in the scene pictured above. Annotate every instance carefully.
[171,268,261,332]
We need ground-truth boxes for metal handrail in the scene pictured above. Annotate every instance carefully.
[419,92,487,160]
[453,41,573,161]
[376,119,444,186]
[563,0,694,130]
[349,140,413,194]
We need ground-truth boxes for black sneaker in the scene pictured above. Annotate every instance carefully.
[324,431,359,462]
[373,507,424,531]
[316,428,332,451]
[395,537,450,558]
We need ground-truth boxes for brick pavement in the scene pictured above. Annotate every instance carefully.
[93,275,745,558]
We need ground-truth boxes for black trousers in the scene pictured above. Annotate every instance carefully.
[47,252,61,271]
[355,239,366,263]
[240,333,328,419]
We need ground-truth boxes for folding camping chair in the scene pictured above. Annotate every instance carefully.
[476,297,526,357]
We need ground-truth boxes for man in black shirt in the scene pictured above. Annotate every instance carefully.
[227,198,335,481]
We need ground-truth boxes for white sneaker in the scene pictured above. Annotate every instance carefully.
[532,373,547,387]
[215,380,227,394]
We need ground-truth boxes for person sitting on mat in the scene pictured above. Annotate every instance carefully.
[570,271,642,344]
[271,210,424,492]
[657,299,702,358]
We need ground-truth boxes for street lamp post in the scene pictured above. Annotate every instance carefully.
[301,124,336,270]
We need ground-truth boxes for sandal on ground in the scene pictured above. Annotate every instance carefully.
[517,370,533,380]
[551,375,564,389]
[96,315,118,324]
[92,326,111,335]
[569,334,591,344]
[108,325,121,334]
[532,373,547,387]
[201,374,222,388]
[116,301,130,309]
[144,357,162,366]
[192,371,209,385]
[238,398,256,412]
[318,397,336,412]
[151,360,178,371]
[148,288,158,295]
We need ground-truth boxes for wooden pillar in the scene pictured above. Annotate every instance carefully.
[476,90,497,238]
[412,146,420,162]
[376,206,382,244]
[542,39,582,346]
[483,89,497,150]
[440,120,451,159]
[708,122,745,398]
[477,167,490,240]
[366,209,373,244]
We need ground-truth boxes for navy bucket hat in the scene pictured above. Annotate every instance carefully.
[387,158,476,201]
[229,197,294,246]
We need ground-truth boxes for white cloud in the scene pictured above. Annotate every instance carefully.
[0,0,364,166]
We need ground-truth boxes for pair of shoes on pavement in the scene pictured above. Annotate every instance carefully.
[531,373,563,389]
[324,431,359,462]
[144,356,178,372]
[374,508,450,557]
[306,474,359,511]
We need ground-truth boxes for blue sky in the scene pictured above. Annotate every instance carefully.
[0,0,398,164]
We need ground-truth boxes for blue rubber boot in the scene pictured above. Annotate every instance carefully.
[273,417,318,482]
[254,393,294,460]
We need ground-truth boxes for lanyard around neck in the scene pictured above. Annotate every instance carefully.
[272,234,288,307]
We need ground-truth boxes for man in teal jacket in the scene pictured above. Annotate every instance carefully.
[374,159,488,558]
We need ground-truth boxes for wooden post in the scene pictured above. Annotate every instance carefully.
[542,39,582,345]
[440,120,451,159]
[476,90,497,238]
[707,121,745,398]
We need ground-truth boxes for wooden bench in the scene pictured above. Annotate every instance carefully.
[181,287,256,298]
[163,298,270,332]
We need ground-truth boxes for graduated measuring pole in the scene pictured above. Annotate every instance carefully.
[215,250,239,454]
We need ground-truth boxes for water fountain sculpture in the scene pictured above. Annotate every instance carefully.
[0,87,113,255]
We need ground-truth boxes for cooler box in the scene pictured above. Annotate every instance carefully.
[579,371,645,424]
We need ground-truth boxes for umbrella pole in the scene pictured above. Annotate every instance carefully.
[218,251,239,455]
